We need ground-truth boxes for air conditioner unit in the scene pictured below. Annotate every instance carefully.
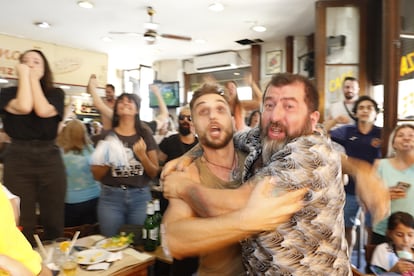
[194,51,240,72]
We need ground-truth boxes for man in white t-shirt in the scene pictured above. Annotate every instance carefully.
[324,76,359,131]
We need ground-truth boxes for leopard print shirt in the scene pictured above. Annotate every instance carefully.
[234,129,351,276]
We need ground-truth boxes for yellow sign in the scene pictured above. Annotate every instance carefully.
[400,51,414,78]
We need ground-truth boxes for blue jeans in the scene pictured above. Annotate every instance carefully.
[344,193,361,228]
[98,185,151,237]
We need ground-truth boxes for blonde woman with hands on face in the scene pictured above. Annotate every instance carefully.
[0,49,66,245]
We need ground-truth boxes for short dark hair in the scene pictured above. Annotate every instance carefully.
[352,95,380,114]
[106,84,115,91]
[263,73,319,112]
[387,211,414,231]
[343,76,358,84]
[189,83,229,111]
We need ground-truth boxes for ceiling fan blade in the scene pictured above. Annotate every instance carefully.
[160,33,192,41]
[109,31,141,36]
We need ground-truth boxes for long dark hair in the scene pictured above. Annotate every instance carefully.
[112,93,145,138]
[19,49,54,92]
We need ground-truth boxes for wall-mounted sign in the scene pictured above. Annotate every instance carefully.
[0,34,108,87]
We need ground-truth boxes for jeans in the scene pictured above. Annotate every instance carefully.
[98,184,151,237]
[344,193,361,228]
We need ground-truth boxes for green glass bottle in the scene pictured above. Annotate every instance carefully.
[143,202,157,252]
[153,199,162,246]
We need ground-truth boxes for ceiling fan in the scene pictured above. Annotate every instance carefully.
[109,6,192,44]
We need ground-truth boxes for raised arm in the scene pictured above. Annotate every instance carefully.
[150,84,169,130]
[240,73,262,111]
[163,177,307,259]
[341,155,390,225]
[5,64,33,115]
[163,170,252,217]
[31,68,59,118]
[87,74,113,120]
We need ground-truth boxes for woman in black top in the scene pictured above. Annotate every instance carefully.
[0,49,66,244]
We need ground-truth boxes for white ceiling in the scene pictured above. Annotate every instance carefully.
[0,0,316,68]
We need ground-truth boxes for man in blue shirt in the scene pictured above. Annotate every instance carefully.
[330,95,382,258]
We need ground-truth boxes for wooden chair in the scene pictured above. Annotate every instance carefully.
[364,243,378,273]
[63,223,100,239]
[351,266,365,276]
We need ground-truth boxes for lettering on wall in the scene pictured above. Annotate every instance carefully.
[0,34,108,86]
[400,51,414,78]
[0,48,23,77]
[327,70,355,93]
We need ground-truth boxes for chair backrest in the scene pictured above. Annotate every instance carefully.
[63,223,100,239]
[365,244,378,266]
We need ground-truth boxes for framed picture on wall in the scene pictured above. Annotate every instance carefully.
[266,50,283,75]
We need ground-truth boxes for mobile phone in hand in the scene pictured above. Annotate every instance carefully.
[396,181,411,192]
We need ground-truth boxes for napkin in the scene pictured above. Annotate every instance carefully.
[87,262,110,271]
[106,251,123,262]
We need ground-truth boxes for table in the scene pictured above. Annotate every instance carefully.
[57,235,156,276]
[136,244,172,265]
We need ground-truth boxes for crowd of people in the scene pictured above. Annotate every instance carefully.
[0,48,412,276]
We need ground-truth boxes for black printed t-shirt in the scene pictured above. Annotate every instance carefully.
[101,124,158,188]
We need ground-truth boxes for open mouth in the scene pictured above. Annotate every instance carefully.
[209,124,221,137]
[267,123,285,140]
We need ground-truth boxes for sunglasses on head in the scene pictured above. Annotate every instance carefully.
[178,114,191,121]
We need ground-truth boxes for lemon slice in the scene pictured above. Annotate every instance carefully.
[60,241,71,252]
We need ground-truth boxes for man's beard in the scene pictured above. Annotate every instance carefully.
[179,124,191,136]
[344,92,355,100]
[261,120,313,165]
[198,128,233,150]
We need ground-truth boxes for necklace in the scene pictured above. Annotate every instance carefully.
[202,153,235,170]
[202,152,241,181]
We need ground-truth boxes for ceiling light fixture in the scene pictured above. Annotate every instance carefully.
[208,2,224,12]
[251,24,266,33]
[144,30,157,44]
[34,21,51,29]
[77,0,94,9]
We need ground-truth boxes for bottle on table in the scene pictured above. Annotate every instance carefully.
[153,199,162,246]
[142,202,157,252]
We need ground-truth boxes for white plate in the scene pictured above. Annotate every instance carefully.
[75,249,110,265]
[95,238,130,252]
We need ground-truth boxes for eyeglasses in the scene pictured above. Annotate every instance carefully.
[178,114,191,121]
